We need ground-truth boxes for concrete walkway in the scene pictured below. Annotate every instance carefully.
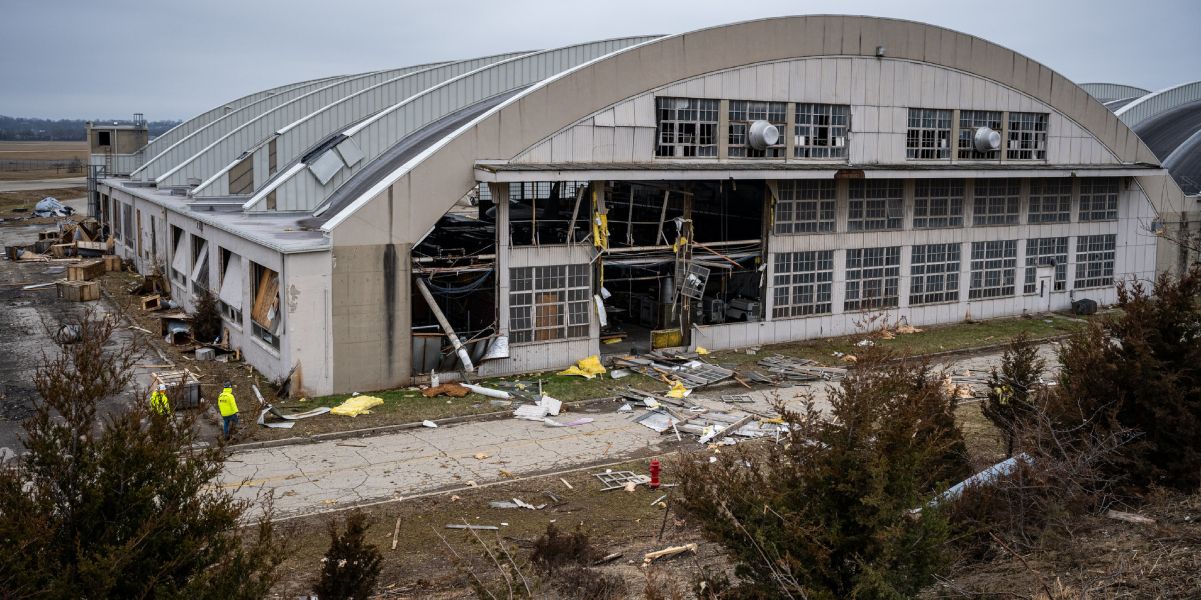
[222,343,1061,518]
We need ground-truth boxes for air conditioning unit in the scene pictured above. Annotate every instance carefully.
[702,297,726,324]
[974,127,1001,152]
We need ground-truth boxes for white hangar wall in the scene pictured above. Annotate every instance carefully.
[513,57,1119,166]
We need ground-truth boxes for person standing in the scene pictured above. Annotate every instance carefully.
[217,382,239,441]
[149,384,171,415]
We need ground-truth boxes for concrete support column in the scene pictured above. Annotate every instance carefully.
[492,182,511,336]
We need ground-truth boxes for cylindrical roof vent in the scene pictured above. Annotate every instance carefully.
[973,127,1001,152]
[748,120,780,150]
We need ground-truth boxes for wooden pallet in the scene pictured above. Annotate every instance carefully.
[67,260,105,282]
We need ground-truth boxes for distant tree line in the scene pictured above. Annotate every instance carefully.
[0,115,182,141]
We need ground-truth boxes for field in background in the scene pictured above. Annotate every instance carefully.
[0,141,89,180]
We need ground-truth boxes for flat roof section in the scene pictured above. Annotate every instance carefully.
[102,178,330,254]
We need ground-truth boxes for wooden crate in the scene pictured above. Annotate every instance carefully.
[140,295,161,310]
[50,243,75,259]
[56,280,100,302]
[67,260,105,282]
[102,255,122,272]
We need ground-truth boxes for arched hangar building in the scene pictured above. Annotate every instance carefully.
[91,16,1192,396]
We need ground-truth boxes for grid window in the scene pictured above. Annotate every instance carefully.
[1028,178,1072,223]
[1007,112,1048,160]
[958,110,1003,159]
[774,180,835,234]
[509,265,591,343]
[906,108,952,159]
[969,240,1018,299]
[655,97,719,158]
[1024,237,1068,294]
[1075,234,1116,289]
[772,251,834,318]
[848,180,904,231]
[972,179,1021,226]
[845,247,901,311]
[794,103,849,158]
[728,100,787,158]
[913,179,965,228]
[910,243,962,305]
[1079,178,1119,221]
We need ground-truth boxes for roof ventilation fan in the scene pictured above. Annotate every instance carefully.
[748,120,780,150]
[973,127,1001,152]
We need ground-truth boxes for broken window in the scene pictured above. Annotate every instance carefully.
[1074,234,1116,289]
[772,250,833,318]
[972,179,1021,226]
[1028,178,1072,223]
[968,240,1017,299]
[190,236,209,292]
[909,243,961,305]
[844,246,901,311]
[97,131,111,146]
[218,247,243,325]
[655,97,718,158]
[1079,178,1119,222]
[793,103,849,158]
[1024,237,1068,293]
[1007,112,1048,160]
[913,179,964,229]
[848,180,903,231]
[774,180,835,234]
[507,181,588,246]
[509,265,590,344]
[169,226,187,285]
[906,108,952,159]
[112,201,124,242]
[728,100,786,158]
[250,261,281,349]
[121,204,133,249]
[957,110,1003,159]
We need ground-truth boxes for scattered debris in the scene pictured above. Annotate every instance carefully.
[643,543,697,564]
[1105,509,1156,525]
[329,395,385,416]
[557,355,607,379]
[422,383,471,398]
[559,478,573,490]
[474,452,489,460]
[594,470,651,491]
[594,552,622,565]
[391,517,401,550]
[445,524,499,531]
[609,368,632,379]
[422,420,438,428]
[462,383,511,399]
[256,404,331,428]
[542,417,593,427]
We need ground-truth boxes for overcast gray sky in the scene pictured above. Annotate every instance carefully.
[2,0,1198,120]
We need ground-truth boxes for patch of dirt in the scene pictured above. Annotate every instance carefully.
[268,459,726,598]
[927,490,1201,598]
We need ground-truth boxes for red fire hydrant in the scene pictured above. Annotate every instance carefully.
[649,459,661,489]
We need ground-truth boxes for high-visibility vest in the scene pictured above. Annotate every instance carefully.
[150,390,171,415]
[217,388,239,417]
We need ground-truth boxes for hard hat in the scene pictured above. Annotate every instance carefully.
[224,381,232,388]
[158,384,167,391]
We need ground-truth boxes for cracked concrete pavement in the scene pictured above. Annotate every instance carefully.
[222,342,1063,518]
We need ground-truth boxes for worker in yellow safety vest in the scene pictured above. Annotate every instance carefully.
[217,382,239,440]
[149,384,171,415]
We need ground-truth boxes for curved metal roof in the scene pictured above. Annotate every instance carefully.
[1116,80,1201,128]
[1080,82,1150,103]
[321,15,1177,238]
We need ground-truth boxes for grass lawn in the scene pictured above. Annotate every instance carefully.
[709,312,1088,368]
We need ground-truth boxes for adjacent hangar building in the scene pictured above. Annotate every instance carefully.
[92,16,1191,396]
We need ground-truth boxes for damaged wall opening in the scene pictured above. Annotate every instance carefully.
[599,180,765,354]
[411,198,498,374]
